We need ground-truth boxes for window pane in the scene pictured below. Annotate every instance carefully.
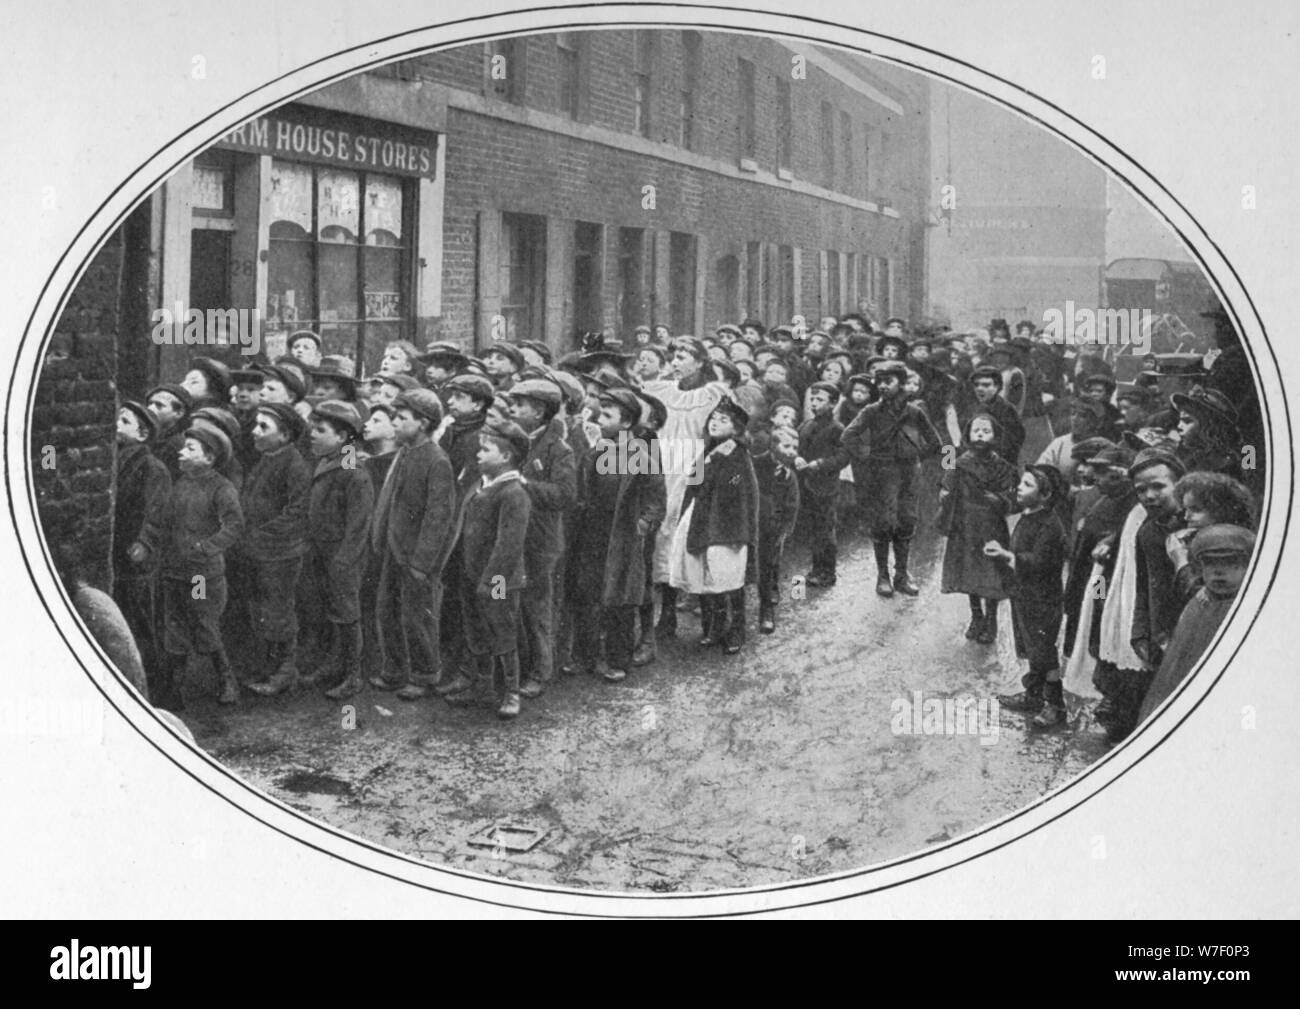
[364,247,402,321]
[267,240,314,330]
[359,321,400,377]
[365,175,403,246]
[317,169,360,243]
[319,243,359,321]
[270,160,313,234]
[318,322,360,367]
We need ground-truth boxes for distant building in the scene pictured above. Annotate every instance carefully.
[926,82,1107,332]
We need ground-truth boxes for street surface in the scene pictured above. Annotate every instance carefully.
[182,508,1112,893]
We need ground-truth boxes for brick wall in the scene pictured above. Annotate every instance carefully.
[31,234,122,590]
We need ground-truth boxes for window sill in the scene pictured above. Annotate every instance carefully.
[776,167,794,182]
[738,157,759,174]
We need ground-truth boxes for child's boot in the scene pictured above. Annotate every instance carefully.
[873,539,894,596]
[1030,678,1068,730]
[248,641,299,696]
[497,653,521,720]
[213,649,240,705]
[892,537,919,595]
[698,594,723,647]
[323,623,363,700]
[724,589,746,655]
[966,596,985,639]
[977,600,999,644]
[758,597,776,634]
[998,669,1044,712]
[656,585,678,638]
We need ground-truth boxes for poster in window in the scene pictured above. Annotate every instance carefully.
[365,176,402,245]
[269,160,312,232]
[192,165,228,211]
[317,169,359,242]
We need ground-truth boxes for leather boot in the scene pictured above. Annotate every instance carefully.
[656,585,678,638]
[999,670,1045,712]
[698,594,723,647]
[759,598,776,634]
[874,539,894,597]
[977,600,999,644]
[892,537,919,595]
[966,596,985,639]
[323,623,363,700]
[152,652,186,712]
[214,649,240,705]
[497,652,521,720]
[632,623,657,666]
[248,641,300,696]
[724,589,746,654]
[1030,678,1068,729]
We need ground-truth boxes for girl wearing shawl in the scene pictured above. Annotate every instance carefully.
[669,398,760,656]
[937,413,1018,644]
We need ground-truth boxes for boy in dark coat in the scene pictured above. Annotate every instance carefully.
[113,401,171,699]
[959,366,1025,465]
[507,379,578,698]
[795,381,849,587]
[370,388,457,698]
[134,425,243,709]
[842,360,943,597]
[457,420,532,718]
[752,424,801,634]
[303,401,375,700]
[991,465,1069,728]
[240,403,311,696]
[145,383,194,482]
[571,389,667,680]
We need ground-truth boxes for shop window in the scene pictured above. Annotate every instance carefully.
[266,159,411,374]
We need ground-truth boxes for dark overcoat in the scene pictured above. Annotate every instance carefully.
[370,437,457,578]
[238,443,310,561]
[938,447,1017,599]
[683,437,760,586]
[115,442,171,576]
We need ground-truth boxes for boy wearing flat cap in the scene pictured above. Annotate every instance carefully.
[457,420,533,718]
[506,379,577,698]
[303,401,375,700]
[145,383,195,482]
[1136,524,1254,723]
[370,388,457,699]
[795,380,850,588]
[570,388,667,679]
[135,424,244,709]
[240,402,312,696]
[842,361,942,596]
[114,401,172,700]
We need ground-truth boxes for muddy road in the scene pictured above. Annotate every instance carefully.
[180,521,1111,893]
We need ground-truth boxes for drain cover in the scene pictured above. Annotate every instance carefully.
[467,823,548,854]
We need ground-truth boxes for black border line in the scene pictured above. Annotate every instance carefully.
[3,4,1292,918]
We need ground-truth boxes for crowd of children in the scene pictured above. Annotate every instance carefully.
[107,303,1260,741]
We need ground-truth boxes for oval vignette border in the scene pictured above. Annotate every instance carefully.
[4,4,1291,917]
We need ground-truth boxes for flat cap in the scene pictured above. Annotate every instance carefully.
[1189,523,1255,561]
[311,399,367,437]
[393,387,444,425]
[507,378,562,407]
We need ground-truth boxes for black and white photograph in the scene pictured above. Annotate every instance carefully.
[2,0,1296,929]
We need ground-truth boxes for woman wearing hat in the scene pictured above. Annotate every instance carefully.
[1173,386,1243,478]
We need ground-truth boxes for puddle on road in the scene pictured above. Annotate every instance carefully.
[277,770,354,797]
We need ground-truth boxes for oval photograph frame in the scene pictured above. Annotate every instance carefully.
[5,5,1289,917]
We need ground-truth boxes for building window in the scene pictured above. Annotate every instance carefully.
[738,58,757,161]
[776,77,793,173]
[863,123,873,198]
[499,212,547,343]
[745,241,763,317]
[879,131,893,202]
[840,111,853,191]
[488,38,524,104]
[873,255,891,317]
[556,32,581,119]
[777,245,795,323]
[266,159,411,375]
[669,231,697,335]
[633,32,653,138]
[826,250,842,317]
[573,220,603,335]
[680,30,701,150]
[618,227,647,335]
[714,254,740,323]
[821,101,835,189]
